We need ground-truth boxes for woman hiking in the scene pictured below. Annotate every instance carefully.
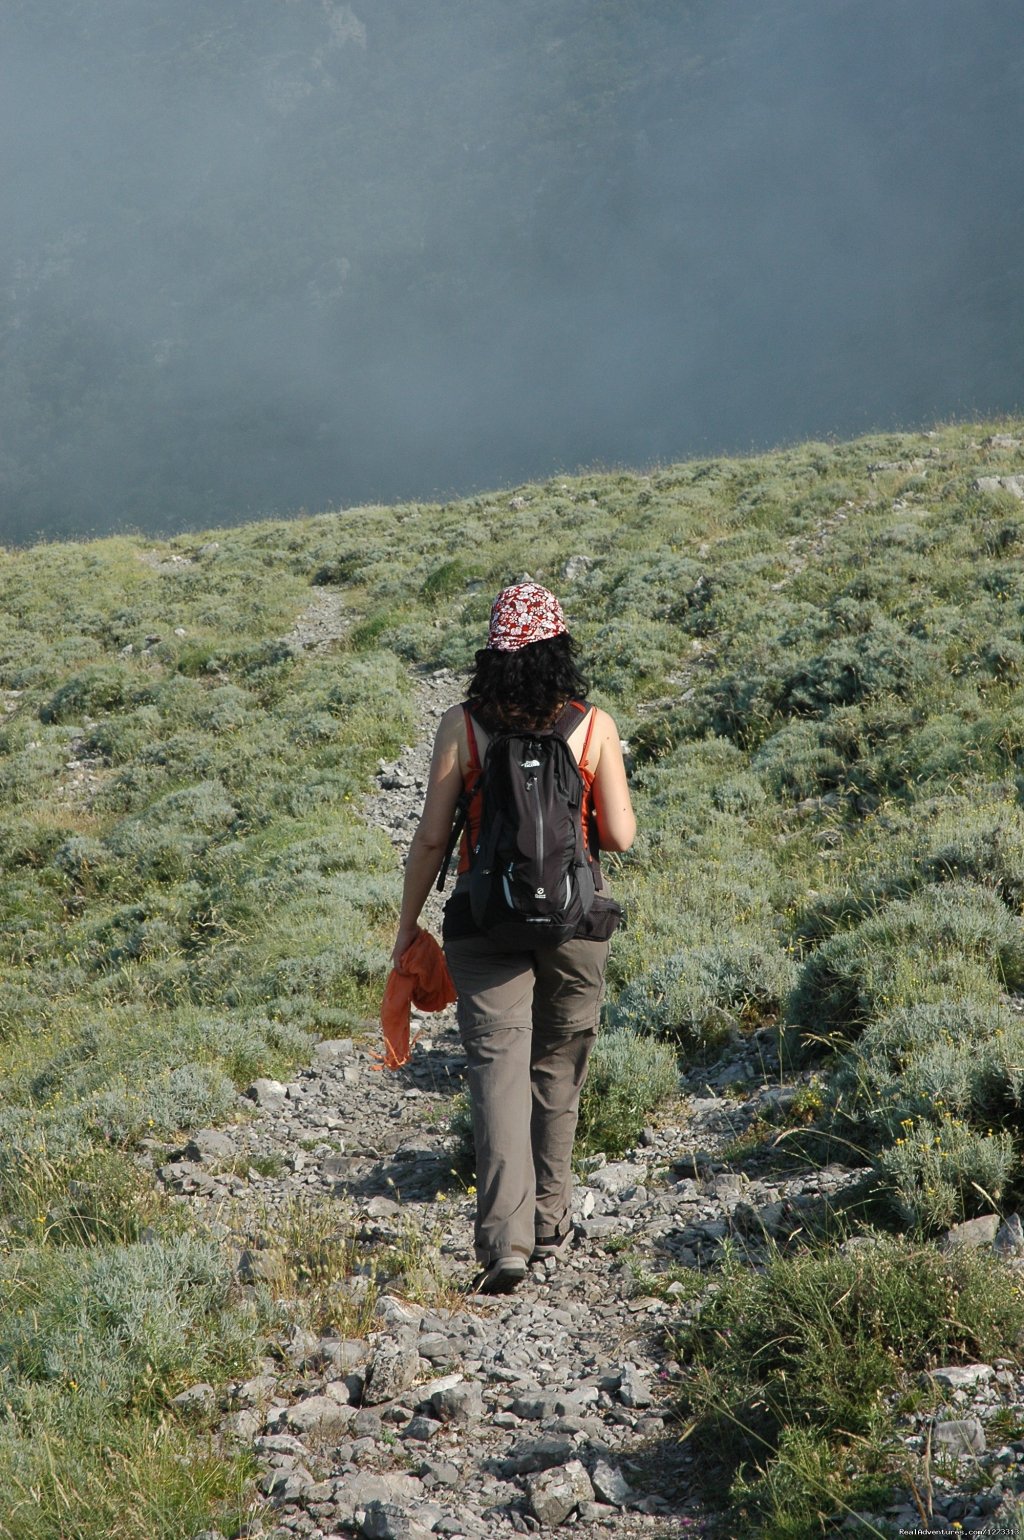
[391,583,636,1294]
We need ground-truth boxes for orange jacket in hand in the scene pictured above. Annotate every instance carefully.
[376,929,457,1069]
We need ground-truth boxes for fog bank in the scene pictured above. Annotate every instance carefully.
[2,0,1022,543]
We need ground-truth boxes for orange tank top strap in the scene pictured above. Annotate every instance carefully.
[579,702,598,776]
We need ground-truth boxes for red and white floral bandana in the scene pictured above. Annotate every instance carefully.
[486,583,567,652]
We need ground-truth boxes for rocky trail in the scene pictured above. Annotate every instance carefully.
[150,668,1024,1540]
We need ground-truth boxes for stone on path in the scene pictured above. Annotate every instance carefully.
[430,1380,484,1424]
[931,1418,987,1457]
[246,1078,287,1110]
[364,1336,423,1404]
[286,1394,355,1436]
[928,1364,994,1392]
[359,1501,435,1540]
[591,1457,633,1506]
[184,1128,237,1162]
[618,1362,653,1408]
[525,1459,596,1527]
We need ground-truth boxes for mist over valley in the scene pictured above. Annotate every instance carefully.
[2,0,1022,543]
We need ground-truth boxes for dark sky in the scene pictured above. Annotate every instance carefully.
[2,0,1022,543]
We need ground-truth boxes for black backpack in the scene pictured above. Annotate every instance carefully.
[437,701,598,948]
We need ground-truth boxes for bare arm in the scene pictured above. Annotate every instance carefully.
[391,704,465,966]
[589,709,636,853]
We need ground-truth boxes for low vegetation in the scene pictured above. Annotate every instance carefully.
[2,419,1024,1531]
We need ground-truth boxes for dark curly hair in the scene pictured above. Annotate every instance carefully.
[466,634,589,732]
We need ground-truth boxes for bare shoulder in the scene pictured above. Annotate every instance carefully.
[429,703,466,769]
[591,705,622,745]
[438,702,466,734]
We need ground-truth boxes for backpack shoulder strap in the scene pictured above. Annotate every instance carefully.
[553,698,589,739]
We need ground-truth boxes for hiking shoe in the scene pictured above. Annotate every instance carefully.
[470,1255,527,1295]
[529,1229,575,1265]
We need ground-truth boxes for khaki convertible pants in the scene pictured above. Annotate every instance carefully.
[444,932,611,1266]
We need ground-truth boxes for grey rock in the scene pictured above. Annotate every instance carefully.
[420,1459,460,1486]
[235,1248,288,1287]
[618,1363,653,1408]
[576,1217,623,1240]
[255,1433,312,1459]
[374,1294,424,1327]
[158,1160,216,1195]
[589,1161,647,1196]
[590,1458,632,1506]
[929,1364,994,1391]
[364,1337,422,1404]
[732,1199,787,1238]
[366,1196,403,1219]
[417,1332,456,1364]
[223,1407,262,1441]
[758,1086,802,1121]
[260,1465,315,1500]
[402,1415,443,1441]
[503,1436,576,1475]
[995,1214,1024,1257]
[943,1215,1000,1250]
[430,1381,484,1424]
[184,1128,237,1163]
[333,1473,425,1525]
[286,1395,356,1436]
[525,1460,595,1527]
[511,1394,566,1421]
[313,1038,355,1061]
[171,1381,216,1412]
[234,1370,279,1405]
[360,1502,434,1540]
[317,1337,369,1373]
[562,554,594,582]
[246,1078,288,1110]
[352,1408,384,1437]
[977,475,1024,501]
[932,1418,987,1457]
[284,1326,321,1367]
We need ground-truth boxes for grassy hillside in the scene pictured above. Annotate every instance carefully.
[3,419,1024,1534]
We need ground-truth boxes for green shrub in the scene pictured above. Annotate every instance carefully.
[674,1237,1024,1537]
[828,999,1024,1147]
[0,1415,256,1540]
[914,803,1024,907]
[312,551,363,585]
[0,1234,255,1415]
[575,1028,678,1157]
[80,707,161,763]
[52,835,119,895]
[614,940,796,1045]
[420,557,480,602]
[773,616,940,717]
[788,882,1024,1045]
[875,1115,1015,1232]
[751,717,850,800]
[85,1063,239,1143]
[39,665,138,724]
